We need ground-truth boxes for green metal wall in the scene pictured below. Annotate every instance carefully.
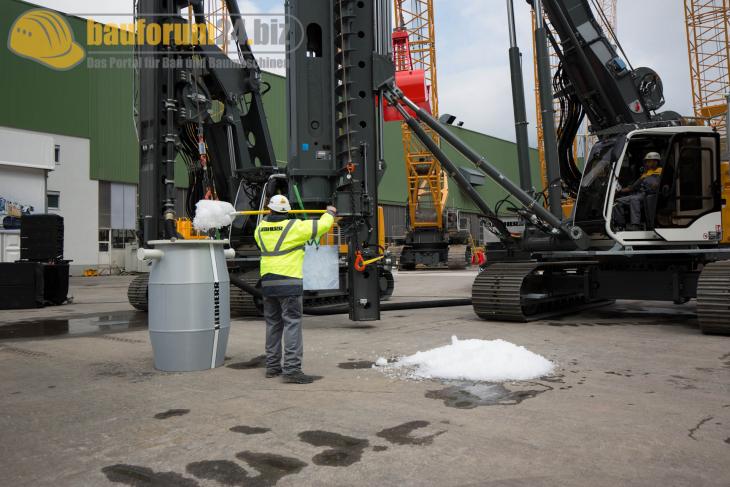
[1,0,540,215]
[1,0,139,183]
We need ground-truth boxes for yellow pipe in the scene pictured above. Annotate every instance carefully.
[362,255,385,266]
[378,206,385,251]
[232,210,328,216]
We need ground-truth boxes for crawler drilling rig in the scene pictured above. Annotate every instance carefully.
[128,0,395,320]
[383,0,730,334]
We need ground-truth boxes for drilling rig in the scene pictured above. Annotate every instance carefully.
[128,0,395,321]
[383,0,730,334]
[387,1,472,270]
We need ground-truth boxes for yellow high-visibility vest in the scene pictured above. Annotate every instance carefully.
[254,212,335,279]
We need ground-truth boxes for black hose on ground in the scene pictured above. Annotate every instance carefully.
[230,274,262,298]
[229,277,471,316]
[303,299,473,316]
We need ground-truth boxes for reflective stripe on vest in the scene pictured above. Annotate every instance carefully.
[261,278,303,288]
[258,220,304,257]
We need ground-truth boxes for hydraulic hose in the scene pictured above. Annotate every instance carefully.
[230,275,470,315]
[230,274,262,298]
[389,89,589,247]
[388,100,513,242]
[303,299,472,316]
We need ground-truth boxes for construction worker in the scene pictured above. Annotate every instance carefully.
[254,195,336,384]
[613,152,663,231]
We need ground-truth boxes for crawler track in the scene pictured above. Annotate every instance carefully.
[472,261,609,322]
[230,270,262,317]
[697,260,730,335]
[447,244,470,270]
[127,274,149,312]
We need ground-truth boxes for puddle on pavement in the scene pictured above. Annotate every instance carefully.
[337,360,374,370]
[376,421,444,446]
[298,430,369,467]
[102,464,199,487]
[234,451,307,484]
[154,409,190,420]
[186,460,248,486]
[230,425,271,435]
[227,355,266,370]
[426,382,551,409]
[0,311,147,340]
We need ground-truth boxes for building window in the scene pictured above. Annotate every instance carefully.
[54,145,61,164]
[112,229,137,249]
[99,229,110,253]
[47,191,60,210]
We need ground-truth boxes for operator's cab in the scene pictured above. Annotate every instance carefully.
[575,126,723,247]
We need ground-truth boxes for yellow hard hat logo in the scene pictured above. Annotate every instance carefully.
[8,9,85,70]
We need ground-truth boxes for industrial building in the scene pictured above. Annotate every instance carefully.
[0,0,539,275]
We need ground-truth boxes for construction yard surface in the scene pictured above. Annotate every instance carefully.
[1,270,729,486]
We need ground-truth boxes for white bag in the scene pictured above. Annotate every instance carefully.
[303,244,340,291]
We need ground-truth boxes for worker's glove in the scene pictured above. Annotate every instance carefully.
[326,206,337,216]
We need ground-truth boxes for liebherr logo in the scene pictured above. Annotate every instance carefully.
[213,282,220,327]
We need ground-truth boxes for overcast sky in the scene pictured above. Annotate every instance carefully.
[30,0,694,146]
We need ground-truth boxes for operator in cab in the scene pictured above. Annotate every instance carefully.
[612,152,663,231]
[254,195,337,384]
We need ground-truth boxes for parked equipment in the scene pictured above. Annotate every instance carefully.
[0,214,69,310]
[383,0,730,334]
[21,214,64,262]
[129,0,395,322]
[386,1,473,271]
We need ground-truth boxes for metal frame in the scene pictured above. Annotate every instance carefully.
[286,0,394,321]
[684,0,730,137]
[393,0,446,232]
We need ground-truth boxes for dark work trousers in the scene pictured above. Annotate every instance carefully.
[613,192,646,226]
[263,295,304,374]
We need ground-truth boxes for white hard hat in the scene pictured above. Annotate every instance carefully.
[644,152,661,161]
[267,194,291,213]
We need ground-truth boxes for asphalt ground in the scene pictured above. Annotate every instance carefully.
[1,271,729,486]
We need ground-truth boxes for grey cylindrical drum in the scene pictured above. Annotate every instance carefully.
[145,240,231,372]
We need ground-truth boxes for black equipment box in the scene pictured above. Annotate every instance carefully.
[43,262,70,305]
[21,214,64,262]
[0,262,70,310]
[0,262,44,309]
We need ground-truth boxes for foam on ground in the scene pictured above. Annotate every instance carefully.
[193,200,236,231]
[375,336,554,382]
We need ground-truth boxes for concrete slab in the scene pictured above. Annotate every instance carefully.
[1,270,729,486]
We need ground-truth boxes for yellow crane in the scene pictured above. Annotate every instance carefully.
[393,0,444,237]
[684,0,729,136]
[390,0,474,270]
[684,0,730,243]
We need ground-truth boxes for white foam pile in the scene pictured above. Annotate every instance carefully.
[375,336,554,382]
[193,200,236,231]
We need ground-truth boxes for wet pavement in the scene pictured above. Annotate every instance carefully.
[1,272,729,486]
[0,311,147,340]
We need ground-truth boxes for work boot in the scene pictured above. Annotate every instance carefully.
[265,369,282,378]
[282,371,315,384]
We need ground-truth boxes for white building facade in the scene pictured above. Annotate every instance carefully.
[0,126,138,275]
